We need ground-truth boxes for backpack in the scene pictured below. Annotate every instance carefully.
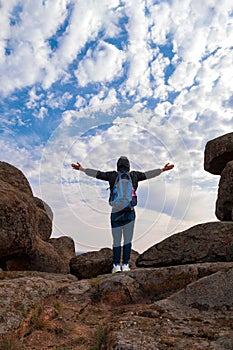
[109,171,137,210]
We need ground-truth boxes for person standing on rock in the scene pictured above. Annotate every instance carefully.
[71,157,174,273]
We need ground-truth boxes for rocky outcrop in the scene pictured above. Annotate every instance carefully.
[204,133,233,221]
[204,132,233,175]
[136,221,233,267]
[216,160,233,221]
[0,162,75,273]
[2,262,233,349]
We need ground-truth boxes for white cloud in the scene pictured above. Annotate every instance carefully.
[76,41,125,86]
[26,87,44,109]
[46,91,73,109]
[0,0,70,94]
[120,0,152,99]
[148,1,171,45]
[37,106,48,120]
[168,61,201,91]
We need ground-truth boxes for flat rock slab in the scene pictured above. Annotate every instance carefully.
[136,222,233,267]
[204,132,233,175]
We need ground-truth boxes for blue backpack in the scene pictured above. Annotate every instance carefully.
[109,171,137,210]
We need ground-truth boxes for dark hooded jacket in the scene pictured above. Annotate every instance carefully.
[85,156,162,193]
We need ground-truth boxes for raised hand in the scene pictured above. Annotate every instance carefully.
[71,162,85,171]
[162,163,174,172]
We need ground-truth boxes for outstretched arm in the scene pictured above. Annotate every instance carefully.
[71,162,109,180]
[143,162,174,180]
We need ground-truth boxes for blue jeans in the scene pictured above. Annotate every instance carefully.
[111,208,135,265]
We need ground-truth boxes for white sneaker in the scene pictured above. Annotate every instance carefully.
[122,264,130,272]
[112,264,121,273]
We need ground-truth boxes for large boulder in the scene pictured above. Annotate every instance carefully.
[170,267,233,309]
[136,222,233,267]
[0,162,74,273]
[0,161,33,196]
[28,236,69,273]
[70,248,113,279]
[0,179,37,259]
[204,132,233,175]
[216,160,233,221]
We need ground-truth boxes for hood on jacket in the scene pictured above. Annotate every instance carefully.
[117,156,130,172]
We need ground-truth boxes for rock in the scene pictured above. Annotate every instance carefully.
[136,222,233,267]
[0,270,77,285]
[70,248,113,279]
[0,271,77,338]
[0,161,33,196]
[130,262,233,301]
[0,180,37,259]
[5,255,32,271]
[33,197,53,241]
[129,249,140,269]
[170,267,233,309]
[104,297,233,350]
[28,236,69,273]
[216,161,233,221]
[33,196,53,221]
[49,236,76,271]
[0,276,58,336]
[97,262,233,305]
[98,273,142,306]
[1,264,233,348]
[204,132,233,175]
[40,305,59,321]
[4,237,70,273]
[0,161,73,273]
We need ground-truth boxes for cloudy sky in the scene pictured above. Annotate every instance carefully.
[1,0,233,253]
